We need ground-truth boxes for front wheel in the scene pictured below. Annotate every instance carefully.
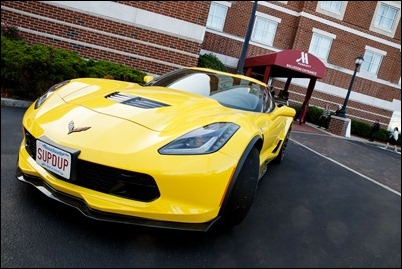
[218,147,259,229]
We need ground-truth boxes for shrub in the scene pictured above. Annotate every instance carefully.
[378,128,395,142]
[351,119,401,144]
[197,53,227,72]
[1,37,27,94]
[305,106,323,125]
[289,104,323,124]
[350,119,371,138]
[1,35,146,100]
[1,37,87,99]
[86,60,146,84]
[1,22,21,40]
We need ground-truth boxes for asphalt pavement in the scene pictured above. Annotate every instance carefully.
[2,100,400,268]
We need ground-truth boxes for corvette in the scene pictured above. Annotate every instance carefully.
[16,67,296,232]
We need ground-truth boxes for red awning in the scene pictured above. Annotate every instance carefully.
[244,49,326,79]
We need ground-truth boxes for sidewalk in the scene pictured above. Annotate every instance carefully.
[1,97,33,108]
[291,120,401,154]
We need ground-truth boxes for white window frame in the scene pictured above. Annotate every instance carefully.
[360,46,387,77]
[370,1,401,38]
[206,1,232,31]
[308,28,336,62]
[251,12,280,47]
[316,1,348,20]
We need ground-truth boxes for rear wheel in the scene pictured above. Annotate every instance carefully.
[218,147,259,229]
[273,128,291,164]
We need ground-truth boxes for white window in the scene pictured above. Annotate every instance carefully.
[309,30,335,61]
[316,1,347,20]
[375,3,399,31]
[206,2,229,31]
[370,1,401,37]
[251,17,278,46]
[360,50,383,75]
[320,1,343,14]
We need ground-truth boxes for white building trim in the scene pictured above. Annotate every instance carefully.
[19,27,185,69]
[312,28,337,39]
[1,5,199,58]
[44,1,206,43]
[365,45,388,56]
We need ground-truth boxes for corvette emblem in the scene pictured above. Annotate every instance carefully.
[68,121,91,134]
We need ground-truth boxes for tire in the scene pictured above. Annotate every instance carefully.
[273,128,291,164]
[219,147,259,229]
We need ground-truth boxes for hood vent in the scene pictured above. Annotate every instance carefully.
[106,92,169,109]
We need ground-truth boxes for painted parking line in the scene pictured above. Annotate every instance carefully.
[290,138,401,197]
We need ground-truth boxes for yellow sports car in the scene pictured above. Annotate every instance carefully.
[16,67,295,232]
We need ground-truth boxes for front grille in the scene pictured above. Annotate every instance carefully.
[25,130,36,159]
[76,161,159,201]
[24,129,160,202]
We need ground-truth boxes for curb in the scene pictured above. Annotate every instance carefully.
[1,98,33,108]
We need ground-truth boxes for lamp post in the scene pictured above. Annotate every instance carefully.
[236,0,258,74]
[336,55,364,117]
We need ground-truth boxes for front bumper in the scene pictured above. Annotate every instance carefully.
[16,129,240,231]
[16,167,219,232]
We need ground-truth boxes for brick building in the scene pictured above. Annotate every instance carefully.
[1,1,401,129]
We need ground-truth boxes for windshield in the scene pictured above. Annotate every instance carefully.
[145,69,274,112]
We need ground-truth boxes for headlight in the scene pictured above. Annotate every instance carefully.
[34,80,70,109]
[159,122,239,155]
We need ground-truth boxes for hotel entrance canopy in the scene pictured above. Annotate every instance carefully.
[244,49,326,123]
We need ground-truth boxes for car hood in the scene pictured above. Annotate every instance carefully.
[59,79,232,132]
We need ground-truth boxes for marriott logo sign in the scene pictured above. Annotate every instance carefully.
[285,51,317,76]
[296,51,311,67]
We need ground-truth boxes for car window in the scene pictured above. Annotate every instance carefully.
[210,86,262,112]
[145,69,274,112]
[168,73,211,96]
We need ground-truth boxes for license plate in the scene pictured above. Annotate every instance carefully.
[36,140,72,179]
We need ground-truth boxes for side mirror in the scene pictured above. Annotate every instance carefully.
[143,75,154,84]
[273,106,296,118]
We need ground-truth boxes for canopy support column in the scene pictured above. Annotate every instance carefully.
[245,67,253,77]
[263,66,272,84]
[299,78,316,124]
[284,78,291,92]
